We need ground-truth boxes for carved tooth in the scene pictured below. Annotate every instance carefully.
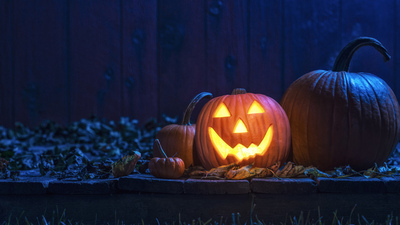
[208,126,273,160]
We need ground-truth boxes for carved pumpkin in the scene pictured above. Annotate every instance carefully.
[149,139,185,179]
[281,37,400,171]
[195,88,291,170]
[154,92,212,168]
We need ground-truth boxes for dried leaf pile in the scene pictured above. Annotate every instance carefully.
[0,116,175,180]
[0,115,400,180]
[186,161,400,180]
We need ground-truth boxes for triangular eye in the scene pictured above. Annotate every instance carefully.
[248,101,265,114]
[214,103,231,118]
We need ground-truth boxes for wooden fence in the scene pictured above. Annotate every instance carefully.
[1,0,399,128]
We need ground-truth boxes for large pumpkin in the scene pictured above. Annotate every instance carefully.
[195,88,291,170]
[281,37,400,171]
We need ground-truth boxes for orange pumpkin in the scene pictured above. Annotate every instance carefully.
[154,92,212,168]
[195,88,291,170]
[280,37,400,171]
[149,139,185,179]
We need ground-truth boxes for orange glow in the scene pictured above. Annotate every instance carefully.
[213,103,231,118]
[208,125,273,160]
[233,119,248,133]
[248,101,265,114]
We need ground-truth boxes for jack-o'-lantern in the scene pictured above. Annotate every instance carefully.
[195,88,291,170]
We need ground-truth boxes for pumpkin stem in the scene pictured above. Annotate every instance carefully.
[154,139,168,158]
[181,92,213,125]
[332,37,391,72]
[231,88,247,95]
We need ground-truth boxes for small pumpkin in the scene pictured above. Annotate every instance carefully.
[154,92,212,168]
[195,88,291,170]
[149,139,185,179]
[280,37,400,171]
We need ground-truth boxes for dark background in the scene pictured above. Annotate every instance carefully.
[1,0,399,128]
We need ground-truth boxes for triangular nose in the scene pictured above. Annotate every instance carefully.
[233,119,248,133]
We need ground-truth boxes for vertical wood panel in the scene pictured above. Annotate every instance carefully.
[2,1,399,126]
[122,0,158,123]
[0,0,14,128]
[396,0,400,97]
[248,0,282,101]
[283,0,340,90]
[158,0,208,122]
[342,0,395,90]
[13,0,68,127]
[206,0,249,97]
[69,1,121,122]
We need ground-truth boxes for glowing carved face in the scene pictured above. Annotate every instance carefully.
[195,89,291,170]
[208,101,274,161]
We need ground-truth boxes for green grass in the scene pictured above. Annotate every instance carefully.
[1,206,398,225]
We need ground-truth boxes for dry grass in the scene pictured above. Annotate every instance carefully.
[1,204,398,225]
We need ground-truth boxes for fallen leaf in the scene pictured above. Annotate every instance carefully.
[304,167,331,178]
[112,151,141,178]
[276,162,314,178]
[226,164,268,180]
[0,158,9,170]
[362,163,400,178]
[205,163,239,178]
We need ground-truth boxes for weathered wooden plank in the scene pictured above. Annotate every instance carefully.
[122,0,158,124]
[248,0,283,101]
[206,0,249,97]
[158,0,208,122]
[12,0,68,127]
[341,0,395,91]
[69,1,121,122]
[396,0,400,96]
[283,0,340,90]
[0,0,14,128]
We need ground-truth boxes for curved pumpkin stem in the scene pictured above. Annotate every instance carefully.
[154,139,168,158]
[231,88,247,95]
[332,37,391,72]
[181,92,213,125]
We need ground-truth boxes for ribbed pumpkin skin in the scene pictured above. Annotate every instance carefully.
[153,92,212,168]
[148,157,185,179]
[195,91,291,170]
[281,70,400,171]
[154,125,195,168]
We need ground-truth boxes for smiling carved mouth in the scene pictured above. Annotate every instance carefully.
[208,125,273,160]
